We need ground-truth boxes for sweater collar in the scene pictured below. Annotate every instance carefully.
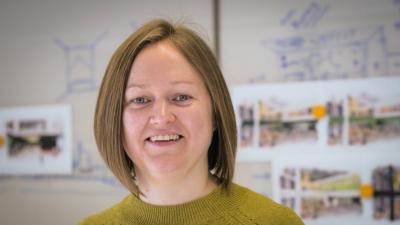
[121,184,244,224]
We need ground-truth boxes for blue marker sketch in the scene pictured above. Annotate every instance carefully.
[71,140,122,188]
[280,9,296,26]
[54,31,107,99]
[280,1,329,29]
[248,73,267,83]
[395,0,400,30]
[388,52,400,73]
[261,25,400,81]
[395,21,400,31]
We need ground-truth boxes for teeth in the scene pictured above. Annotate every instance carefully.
[149,134,180,142]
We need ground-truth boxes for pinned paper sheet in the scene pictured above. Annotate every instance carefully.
[0,104,73,175]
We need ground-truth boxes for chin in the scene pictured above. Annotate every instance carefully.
[147,158,185,175]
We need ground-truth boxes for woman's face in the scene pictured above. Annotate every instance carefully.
[123,41,214,181]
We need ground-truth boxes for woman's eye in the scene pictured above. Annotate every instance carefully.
[130,97,150,105]
[174,95,192,102]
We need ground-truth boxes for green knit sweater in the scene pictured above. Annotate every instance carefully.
[78,183,304,225]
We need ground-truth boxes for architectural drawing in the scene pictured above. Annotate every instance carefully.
[54,32,107,98]
[261,25,399,81]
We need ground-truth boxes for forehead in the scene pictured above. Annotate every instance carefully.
[126,41,206,87]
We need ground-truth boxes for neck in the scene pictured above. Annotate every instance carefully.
[137,171,217,206]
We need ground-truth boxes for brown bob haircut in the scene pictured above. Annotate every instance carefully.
[94,19,237,195]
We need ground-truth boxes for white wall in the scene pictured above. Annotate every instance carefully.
[0,1,213,225]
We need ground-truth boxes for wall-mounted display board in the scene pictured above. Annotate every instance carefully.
[232,76,400,224]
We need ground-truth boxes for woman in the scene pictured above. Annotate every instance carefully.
[79,19,304,225]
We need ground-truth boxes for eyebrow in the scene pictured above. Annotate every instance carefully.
[126,83,146,89]
[126,80,195,89]
[170,80,195,85]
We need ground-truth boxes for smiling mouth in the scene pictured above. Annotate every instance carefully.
[147,134,183,143]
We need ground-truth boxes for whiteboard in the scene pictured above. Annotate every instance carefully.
[0,1,213,225]
[221,0,400,84]
[222,1,400,224]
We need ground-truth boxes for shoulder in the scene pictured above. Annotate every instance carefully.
[77,195,134,225]
[231,184,304,225]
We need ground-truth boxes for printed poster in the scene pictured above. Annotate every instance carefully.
[0,104,72,174]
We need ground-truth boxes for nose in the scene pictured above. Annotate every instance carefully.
[149,100,176,126]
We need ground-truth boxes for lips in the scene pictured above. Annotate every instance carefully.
[146,134,183,143]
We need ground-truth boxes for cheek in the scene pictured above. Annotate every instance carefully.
[122,110,149,165]
[183,107,214,140]
[123,110,145,146]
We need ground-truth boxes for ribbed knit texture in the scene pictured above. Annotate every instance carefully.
[78,183,304,225]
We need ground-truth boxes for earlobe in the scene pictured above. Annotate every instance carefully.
[130,165,137,181]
